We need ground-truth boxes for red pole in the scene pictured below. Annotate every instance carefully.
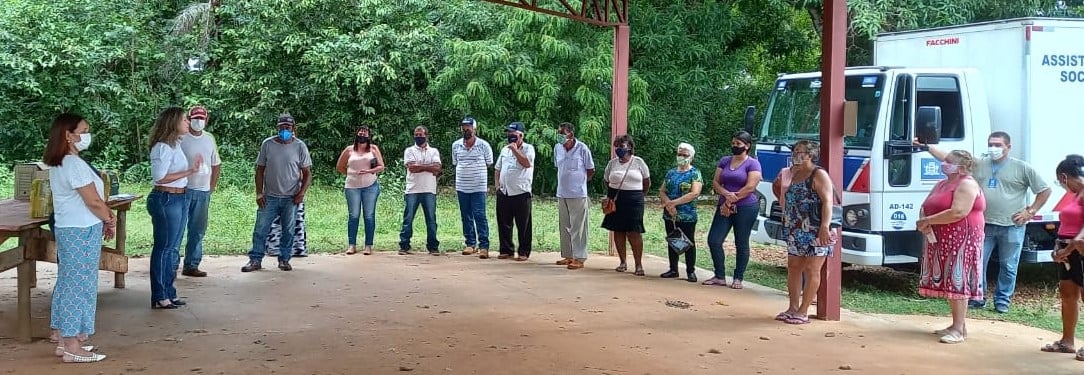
[609,24,630,256]
[816,0,846,321]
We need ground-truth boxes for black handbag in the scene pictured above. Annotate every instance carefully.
[666,219,693,254]
[809,167,843,229]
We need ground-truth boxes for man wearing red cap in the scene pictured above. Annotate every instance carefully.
[178,106,221,277]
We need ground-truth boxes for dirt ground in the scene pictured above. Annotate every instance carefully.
[1,251,1082,375]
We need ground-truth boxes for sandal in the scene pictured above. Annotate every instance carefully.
[730,279,744,289]
[784,315,811,325]
[774,311,794,321]
[615,264,627,272]
[701,277,727,286]
[362,247,372,256]
[1041,341,1077,353]
[346,248,357,255]
[634,268,645,276]
[1076,347,1084,361]
[939,330,966,344]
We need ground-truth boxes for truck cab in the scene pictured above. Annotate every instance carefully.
[749,66,1062,267]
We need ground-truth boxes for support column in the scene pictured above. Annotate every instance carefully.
[608,24,630,256]
[816,0,847,322]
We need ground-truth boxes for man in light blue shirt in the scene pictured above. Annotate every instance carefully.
[553,122,595,268]
[451,117,494,258]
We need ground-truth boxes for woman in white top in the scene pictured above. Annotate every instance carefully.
[336,125,386,255]
[147,107,202,310]
[601,135,651,275]
[43,113,114,363]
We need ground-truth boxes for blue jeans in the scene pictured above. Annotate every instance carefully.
[147,190,187,302]
[249,196,297,262]
[706,204,759,280]
[400,193,439,251]
[183,189,211,270]
[345,184,381,247]
[978,224,1026,307]
[456,191,489,249]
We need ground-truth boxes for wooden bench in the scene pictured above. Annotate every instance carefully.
[0,197,138,343]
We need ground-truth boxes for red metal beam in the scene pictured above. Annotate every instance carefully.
[816,0,846,322]
[479,0,626,27]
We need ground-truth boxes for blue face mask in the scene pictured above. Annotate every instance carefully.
[278,129,293,141]
[615,147,630,159]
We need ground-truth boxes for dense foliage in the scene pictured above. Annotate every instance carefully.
[1,0,1080,195]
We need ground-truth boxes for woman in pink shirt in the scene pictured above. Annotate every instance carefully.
[336,126,385,255]
[1041,155,1084,360]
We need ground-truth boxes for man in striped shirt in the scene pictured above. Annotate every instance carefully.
[452,117,495,258]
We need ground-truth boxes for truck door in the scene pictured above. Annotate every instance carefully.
[882,73,970,259]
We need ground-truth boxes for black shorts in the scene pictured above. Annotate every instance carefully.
[1057,240,1084,287]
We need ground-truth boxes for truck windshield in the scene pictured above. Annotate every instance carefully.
[759,74,885,149]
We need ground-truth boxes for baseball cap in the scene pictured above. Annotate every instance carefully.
[506,122,525,133]
[277,113,295,126]
[189,106,207,120]
[460,117,476,128]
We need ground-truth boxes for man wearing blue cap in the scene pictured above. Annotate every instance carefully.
[451,117,494,258]
[494,122,535,260]
[242,113,312,272]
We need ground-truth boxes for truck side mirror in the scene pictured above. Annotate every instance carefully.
[743,106,756,133]
[916,106,942,145]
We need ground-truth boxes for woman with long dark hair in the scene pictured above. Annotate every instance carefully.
[43,113,113,362]
[336,125,385,255]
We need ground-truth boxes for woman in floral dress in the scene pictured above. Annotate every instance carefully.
[916,150,985,344]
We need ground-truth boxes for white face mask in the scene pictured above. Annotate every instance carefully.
[987,146,1004,160]
[73,133,92,151]
[190,119,206,132]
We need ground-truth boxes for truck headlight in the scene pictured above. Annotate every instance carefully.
[843,205,870,229]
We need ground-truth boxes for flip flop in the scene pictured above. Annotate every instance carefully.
[1041,341,1077,353]
[702,277,727,286]
[774,311,793,321]
[784,315,810,325]
[730,280,744,289]
[939,331,966,344]
[346,249,357,255]
[362,249,372,255]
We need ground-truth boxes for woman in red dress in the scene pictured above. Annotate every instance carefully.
[915,150,984,344]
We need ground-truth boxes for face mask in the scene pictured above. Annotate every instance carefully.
[940,162,959,175]
[615,147,630,159]
[414,136,426,146]
[462,130,473,140]
[731,146,746,155]
[557,133,567,145]
[356,135,369,144]
[190,119,206,132]
[506,134,519,144]
[74,133,92,151]
[676,156,690,166]
[987,147,1004,160]
[790,155,803,165]
[278,129,293,141]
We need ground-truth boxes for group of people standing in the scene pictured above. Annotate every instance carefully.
[915,132,1083,361]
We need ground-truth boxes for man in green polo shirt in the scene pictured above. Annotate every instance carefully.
[926,131,1051,313]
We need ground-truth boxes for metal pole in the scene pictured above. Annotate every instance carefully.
[816,0,846,321]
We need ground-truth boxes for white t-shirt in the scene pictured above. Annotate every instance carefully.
[496,143,535,196]
[605,156,650,191]
[404,145,441,194]
[150,142,189,188]
[179,132,222,191]
[49,155,104,228]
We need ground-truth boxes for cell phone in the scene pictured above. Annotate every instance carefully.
[370,159,379,169]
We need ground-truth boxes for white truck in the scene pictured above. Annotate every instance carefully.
[748,17,1084,268]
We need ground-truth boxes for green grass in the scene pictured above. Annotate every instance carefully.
[1,180,1078,336]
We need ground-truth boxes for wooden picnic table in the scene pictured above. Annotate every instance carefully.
[0,196,139,343]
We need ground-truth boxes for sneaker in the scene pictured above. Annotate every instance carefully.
[181,268,207,277]
[479,249,490,259]
[240,261,262,273]
[994,304,1009,314]
[462,247,477,255]
[967,300,986,309]
[555,258,573,265]
[278,260,292,271]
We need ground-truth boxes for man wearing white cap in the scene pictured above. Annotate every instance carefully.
[178,106,221,277]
